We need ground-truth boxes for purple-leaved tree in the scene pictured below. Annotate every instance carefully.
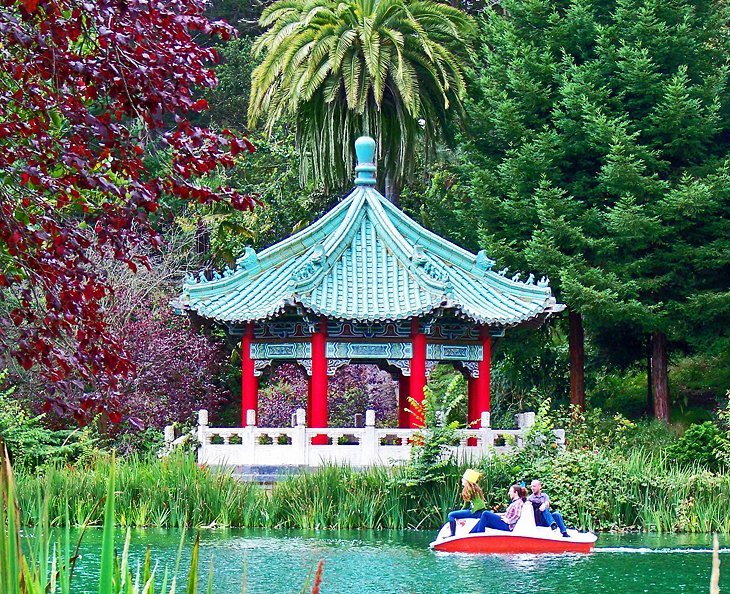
[118,295,230,429]
[257,363,397,427]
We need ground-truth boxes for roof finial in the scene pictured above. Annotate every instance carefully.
[354,136,376,186]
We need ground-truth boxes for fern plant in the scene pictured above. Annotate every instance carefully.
[404,376,465,486]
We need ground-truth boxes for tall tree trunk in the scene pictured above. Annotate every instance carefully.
[646,336,653,415]
[569,309,585,410]
[651,330,670,423]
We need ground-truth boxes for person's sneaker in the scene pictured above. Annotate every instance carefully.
[550,522,558,530]
[562,532,570,538]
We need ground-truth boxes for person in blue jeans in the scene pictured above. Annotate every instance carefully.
[528,479,570,537]
[446,469,486,537]
[470,484,527,533]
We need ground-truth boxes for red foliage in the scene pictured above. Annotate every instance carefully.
[0,0,255,419]
[311,559,324,594]
[118,297,230,431]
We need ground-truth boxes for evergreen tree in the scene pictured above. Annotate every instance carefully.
[448,0,730,420]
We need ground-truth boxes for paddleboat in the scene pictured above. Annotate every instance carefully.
[429,502,598,554]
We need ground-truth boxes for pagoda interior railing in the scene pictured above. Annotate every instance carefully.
[171,410,566,468]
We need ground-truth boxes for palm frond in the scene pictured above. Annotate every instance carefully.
[250,0,475,192]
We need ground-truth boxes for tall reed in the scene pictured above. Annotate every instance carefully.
[2,444,323,593]
[14,450,730,532]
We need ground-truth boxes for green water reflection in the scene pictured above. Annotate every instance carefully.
[42,528,729,593]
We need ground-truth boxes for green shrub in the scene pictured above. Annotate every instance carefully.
[670,349,730,410]
[404,377,465,486]
[588,371,648,418]
[715,394,730,468]
[559,406,677,454]
[0,370,99,471]
[667,422,724,471]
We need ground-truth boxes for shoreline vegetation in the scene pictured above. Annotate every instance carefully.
[14,448,730,533]
[1,447,324,594]
[1,447,722,594]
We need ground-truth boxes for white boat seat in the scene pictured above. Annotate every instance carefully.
[511,500,538,534]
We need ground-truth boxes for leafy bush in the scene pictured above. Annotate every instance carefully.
[587,371,649,418]
[257,370,306,427]
[670,349,730,410]
[519,398,558,460]
[425,364,467,424]
[667,422,725,471]
[557,406,677,454]
[0,370,99,471]
[714,393,730,468]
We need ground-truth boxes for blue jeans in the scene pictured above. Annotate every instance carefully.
[447,509,483,536]
[470,510,511,533]
[538,508,567,533]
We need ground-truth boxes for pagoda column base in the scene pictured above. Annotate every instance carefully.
[467,377,478,445]
[398,375,411,428]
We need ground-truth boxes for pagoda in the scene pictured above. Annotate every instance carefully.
[177,137,563,434]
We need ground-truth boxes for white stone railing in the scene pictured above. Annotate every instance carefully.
[175,409,566,468]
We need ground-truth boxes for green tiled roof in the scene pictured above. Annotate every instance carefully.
[178,138,563,328]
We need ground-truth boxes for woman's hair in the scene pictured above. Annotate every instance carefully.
[462,480,485,502]
[511,485,528,502]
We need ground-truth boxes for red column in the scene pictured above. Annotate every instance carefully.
[241,322,258,427]
[398,375,411,428]
[467,376,478,428]
[474,327,491,423]
[310,316,328,444]
[306,376,313,424]
[409,318,427,428]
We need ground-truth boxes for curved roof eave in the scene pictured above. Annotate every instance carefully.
[178,136,565,329]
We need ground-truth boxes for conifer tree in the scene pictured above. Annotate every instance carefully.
[453,0,730,420]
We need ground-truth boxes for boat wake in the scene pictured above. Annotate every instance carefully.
[596,546,730,554]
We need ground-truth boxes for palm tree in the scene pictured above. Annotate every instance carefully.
[248,0,475,202]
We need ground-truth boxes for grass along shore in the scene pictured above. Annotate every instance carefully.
[14,449,730,533]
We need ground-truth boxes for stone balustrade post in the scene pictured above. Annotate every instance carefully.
[480,411,493,455]
[515,411,535,449]
[293,407,307,465]
[362,409,377,466]
[197,410,209,464]
[239,409,256,463]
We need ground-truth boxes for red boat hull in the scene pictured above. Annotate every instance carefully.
[431,535,595,554]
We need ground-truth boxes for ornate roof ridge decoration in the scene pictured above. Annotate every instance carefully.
[178,136,565,328]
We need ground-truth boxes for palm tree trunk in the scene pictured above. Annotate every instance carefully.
[384,171,400,205]
[569,309,585,410]
[651,330,670,423]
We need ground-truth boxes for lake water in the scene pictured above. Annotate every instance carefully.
[53,528,729,593]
